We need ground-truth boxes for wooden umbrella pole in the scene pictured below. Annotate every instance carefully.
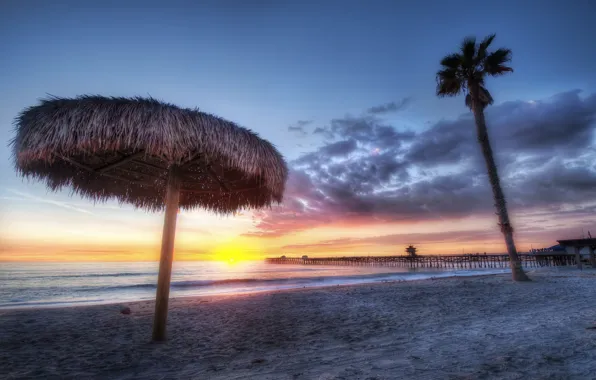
[152,165,181,341]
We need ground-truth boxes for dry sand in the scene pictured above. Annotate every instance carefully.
[1,268,596,380]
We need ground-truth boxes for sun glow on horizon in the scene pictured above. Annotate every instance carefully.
[210,241,255,263]
[1,203,590,262]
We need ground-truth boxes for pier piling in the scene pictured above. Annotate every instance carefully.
[266,254,580,269]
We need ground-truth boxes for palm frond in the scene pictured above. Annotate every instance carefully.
[437,35,513,106]
[436,67,465,97]
[460,37,477,67]
[484,48,513,75]
[436,68,460,80]
[479,34,496,50]
[437,83,463,97]
[439,54,463,69]
[436,78,464,97]
[486,65,514,76]
[476,34,496,62]
[486,48,512,63]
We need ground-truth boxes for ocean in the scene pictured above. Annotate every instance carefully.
[0,261,510,309]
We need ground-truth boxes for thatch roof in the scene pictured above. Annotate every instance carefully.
[11,95,288,213]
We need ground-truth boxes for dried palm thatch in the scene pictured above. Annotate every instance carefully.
[12,95,288,341]
[11,95,288,214]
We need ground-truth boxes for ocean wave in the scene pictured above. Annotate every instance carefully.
[7,270,511,294]
[0,269,510,309]
[3,267,335,281]
[0,299,104,308]
[73,277,322,292]
[71,271,454,292]
[3,272,156,280]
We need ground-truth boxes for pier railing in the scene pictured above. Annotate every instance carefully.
[265,254,579,269]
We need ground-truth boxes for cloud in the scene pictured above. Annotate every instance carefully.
[407,90,596,168]
[246,90,596,238]
[276,210,596,254]
[319,139,358,156]
[366,97,412,115]
[312,126,330,137]
[287,120,313,136]
[310,114,416,147]
[4,189,95,215]
[281,229,499,251]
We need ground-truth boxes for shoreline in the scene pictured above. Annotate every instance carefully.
[0,267,512,312]
[3,268,594,379]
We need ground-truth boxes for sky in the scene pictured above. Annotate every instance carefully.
[1,0,595,262]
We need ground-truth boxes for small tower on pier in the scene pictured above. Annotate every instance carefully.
[405,245,418,257]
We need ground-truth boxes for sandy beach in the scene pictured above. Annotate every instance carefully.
[1,268,596,380]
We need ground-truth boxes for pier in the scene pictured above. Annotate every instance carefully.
[265,254,581,269]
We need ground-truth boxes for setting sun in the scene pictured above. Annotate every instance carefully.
[212,241,252,263]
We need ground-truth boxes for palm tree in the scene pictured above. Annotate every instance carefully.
[436,34,530,281]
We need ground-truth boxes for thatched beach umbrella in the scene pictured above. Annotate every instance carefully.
[11,95,288,341]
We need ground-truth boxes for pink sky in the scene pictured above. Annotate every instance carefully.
[1,3,595,262]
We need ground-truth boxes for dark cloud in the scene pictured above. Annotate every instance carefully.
[506,160,596,207]
[311,114,415,148]
[246,91,596,237]
[287,120,313,136]
[319,139,358,156]
[297,120,313,127]
[406,90,596,169]
[366,97,412,115]
[405,117,476,167]
[494,91,596,152]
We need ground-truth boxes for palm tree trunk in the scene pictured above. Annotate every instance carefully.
[469,85,530,281]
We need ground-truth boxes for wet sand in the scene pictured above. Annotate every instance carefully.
[1,268,595,379]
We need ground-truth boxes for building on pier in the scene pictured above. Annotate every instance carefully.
[556,238,596,269]
[529,244,565,254]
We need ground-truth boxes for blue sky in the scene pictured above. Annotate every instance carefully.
[1,0,595,260]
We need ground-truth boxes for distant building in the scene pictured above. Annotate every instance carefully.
[530,239,596,256]
[529,244,565,254]
[557,238,596,256]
